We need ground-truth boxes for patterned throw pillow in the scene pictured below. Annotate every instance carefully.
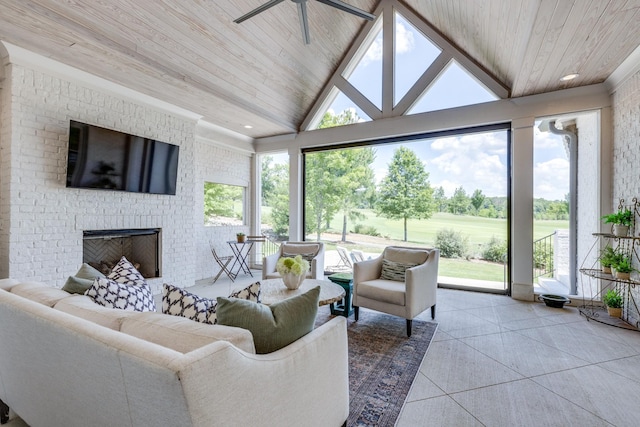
[162,282,261,325]
[282,252,315,263]
[380,259,419,282]
[85,277,157,312]
[108,256,147,286]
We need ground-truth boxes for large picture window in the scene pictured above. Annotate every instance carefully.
[204,182,245,226]
[303,124,511,293]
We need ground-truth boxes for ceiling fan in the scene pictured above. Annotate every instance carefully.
[234,0,376,45]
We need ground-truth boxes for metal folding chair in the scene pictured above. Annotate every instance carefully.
[210,242,236,283]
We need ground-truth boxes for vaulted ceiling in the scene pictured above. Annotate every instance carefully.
[1,0,639,139]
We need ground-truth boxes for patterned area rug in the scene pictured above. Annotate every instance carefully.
[316,309,438,427]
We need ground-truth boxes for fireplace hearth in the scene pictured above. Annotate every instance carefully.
[83,229,161,278]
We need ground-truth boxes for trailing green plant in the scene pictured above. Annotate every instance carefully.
[602,288,623,308]
[613,256,634,273]
[435,228,468,258]
[601,209,633,226]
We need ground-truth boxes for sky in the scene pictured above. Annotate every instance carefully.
[268,11,570,202]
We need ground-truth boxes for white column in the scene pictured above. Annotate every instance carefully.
[511,117,535,300]
[288,146,302,241]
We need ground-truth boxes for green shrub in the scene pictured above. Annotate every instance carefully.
[435,228,468,258]
[533,244,553,270]
[482,237,507,263]
[353,224,381,237]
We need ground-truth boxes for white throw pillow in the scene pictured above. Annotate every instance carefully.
[108,256,147,286]
[86,277,157,312]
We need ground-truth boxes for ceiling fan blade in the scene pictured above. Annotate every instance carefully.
[234,0,286,24]
[315,0,375,21]
[297,1,311,45]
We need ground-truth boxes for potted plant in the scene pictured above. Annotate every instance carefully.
[599,246,617,274]
[601,209,633,237]
[236,232,246,243]
[613,256,634,280]
[602,288,623,318]
[276,255,310,290]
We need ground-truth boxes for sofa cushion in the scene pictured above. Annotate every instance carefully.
[0,278,21,292]
[10,282,71,307]
[380,259,418,282]
[358,279,406,306]
[383,247,430,265]
[216,286,319,354]
[54,295,140,330]
[162,282,261,324]
[120,312,256,354]
[62,263,106,294]
[86,277,156,312]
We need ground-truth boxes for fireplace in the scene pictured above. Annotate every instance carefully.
[83,229,161,278]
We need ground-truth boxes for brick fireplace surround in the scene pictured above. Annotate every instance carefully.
[0,44,253,293]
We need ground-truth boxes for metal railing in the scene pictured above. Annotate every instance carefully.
[247,234,280,268]
[533,232,555,280]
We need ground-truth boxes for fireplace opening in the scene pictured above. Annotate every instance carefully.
[83,228,161,278]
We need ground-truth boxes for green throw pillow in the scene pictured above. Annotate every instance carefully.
[216,286,320,354]
[62,263,106,294]
[62,276,94,294]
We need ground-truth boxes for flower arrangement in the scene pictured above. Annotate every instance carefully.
[276,255,310,276]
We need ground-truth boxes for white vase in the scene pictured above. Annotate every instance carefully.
[282,272,305,290]
[613,224,629,237]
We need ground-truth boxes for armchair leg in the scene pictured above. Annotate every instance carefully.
[354,306,359,321]
[431,304,436,319]
[406,319,412,337]
[0,398,9,424]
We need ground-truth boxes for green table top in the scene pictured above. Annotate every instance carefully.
[328,272,353,284]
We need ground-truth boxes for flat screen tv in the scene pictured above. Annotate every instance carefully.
[66,120,179,195]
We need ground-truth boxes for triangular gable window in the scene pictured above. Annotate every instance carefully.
[394,11,441,106]
[302,0,508,131]
[408,61,499,114]
[344,24,383,110]
[318,88,371,129]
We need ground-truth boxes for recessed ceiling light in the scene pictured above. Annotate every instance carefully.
[560,73,579,81]
[244,125,253,129]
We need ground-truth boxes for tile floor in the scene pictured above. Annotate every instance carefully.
[6,274,640,427]
[398,287,640,427]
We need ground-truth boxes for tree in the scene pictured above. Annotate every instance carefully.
[470,189,485,215]
[261,155,288,207]
[449,186,470,215]
[375,146,434,241]
[433,186,447,212]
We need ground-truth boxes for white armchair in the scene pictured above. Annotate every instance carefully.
[353,246,439,337]
[262,241,325,280]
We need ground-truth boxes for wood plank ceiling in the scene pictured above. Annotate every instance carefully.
[0,0,639,139]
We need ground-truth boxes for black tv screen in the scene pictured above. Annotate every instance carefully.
[66,120,179,195]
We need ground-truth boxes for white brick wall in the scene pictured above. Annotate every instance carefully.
[612,67,640,326]
[0,63,203,293]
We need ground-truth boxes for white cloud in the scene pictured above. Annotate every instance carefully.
[361,23,414,66]
[534,158,570,200]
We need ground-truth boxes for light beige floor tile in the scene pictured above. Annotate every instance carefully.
[464,302,541,324]
[451,379,610,427]
[404,372,446,402]
[532,364,640,427]
[566,317,640,352]
[500,315,564,331]
[420,340,523,393]
[460,331,590,377]
[517,323,638,363]
[396,396,483,427]
[431,329,455,342]
[597,355,640,384]
[431,310,503,338]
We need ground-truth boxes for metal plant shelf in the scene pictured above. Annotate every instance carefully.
[578,304,640,332]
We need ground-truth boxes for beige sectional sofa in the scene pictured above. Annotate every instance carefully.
[0,279,349,427]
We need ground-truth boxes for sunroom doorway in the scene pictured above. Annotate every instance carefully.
[302,124,511,294]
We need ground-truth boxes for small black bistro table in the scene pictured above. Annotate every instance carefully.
[327,272,354,317]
